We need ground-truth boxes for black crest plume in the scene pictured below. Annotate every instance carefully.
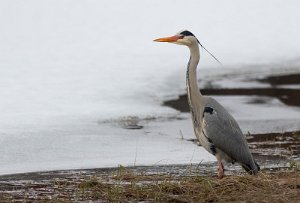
[180,30,222,65]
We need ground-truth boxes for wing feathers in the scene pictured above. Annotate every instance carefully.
[201,98,258,173]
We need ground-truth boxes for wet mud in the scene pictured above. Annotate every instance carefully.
[248,131,300,160]
[0,161,298,202]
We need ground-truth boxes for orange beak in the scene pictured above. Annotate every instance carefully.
[153,35,180,42]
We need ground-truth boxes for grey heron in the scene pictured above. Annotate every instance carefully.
[154,30,260,178]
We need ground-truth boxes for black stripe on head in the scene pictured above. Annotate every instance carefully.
[180,30,195,37]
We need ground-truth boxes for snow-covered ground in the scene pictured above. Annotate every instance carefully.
[0,0,300,175]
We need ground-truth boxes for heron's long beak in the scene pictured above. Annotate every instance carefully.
[154,35,180,42]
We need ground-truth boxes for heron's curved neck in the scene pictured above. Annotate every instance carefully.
[186,44,203,105]
[186,44,203,127]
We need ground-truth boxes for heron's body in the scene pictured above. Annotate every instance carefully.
[155,30,260,178]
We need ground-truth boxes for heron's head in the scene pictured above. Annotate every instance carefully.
[154,30,199,47]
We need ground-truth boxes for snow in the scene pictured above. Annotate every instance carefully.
[0,0,300,175]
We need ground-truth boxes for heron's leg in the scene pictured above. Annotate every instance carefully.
[217,160,224,179]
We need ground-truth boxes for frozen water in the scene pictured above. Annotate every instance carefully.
[0,0,300,175]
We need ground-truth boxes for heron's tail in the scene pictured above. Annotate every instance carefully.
[255,161,260,171]
[241,160,260,175]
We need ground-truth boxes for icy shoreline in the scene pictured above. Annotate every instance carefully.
[0,71,299,176]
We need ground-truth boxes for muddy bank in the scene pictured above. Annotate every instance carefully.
[0,164,298,202]
[164,73,300,112]
[248,131,300,161]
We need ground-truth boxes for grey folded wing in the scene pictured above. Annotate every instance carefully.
[202,98,253,165]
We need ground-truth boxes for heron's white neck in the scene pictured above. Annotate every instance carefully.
[186,43,204,126]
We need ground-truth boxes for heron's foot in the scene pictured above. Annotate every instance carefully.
[218,161,224,179]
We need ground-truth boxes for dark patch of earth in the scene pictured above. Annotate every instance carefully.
[164,73,300,112]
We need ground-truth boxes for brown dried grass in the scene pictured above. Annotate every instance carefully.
[0,167,299,202]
